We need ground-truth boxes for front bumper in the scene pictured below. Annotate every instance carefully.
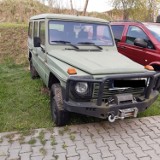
[64,90,159,119]
[64,72,160,119]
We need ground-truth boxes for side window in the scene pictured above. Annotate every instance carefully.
[28,22,33,39]
[39,21,45,45]
[34,21,38,37]
[111,25,124,43]
[126,26,154,49]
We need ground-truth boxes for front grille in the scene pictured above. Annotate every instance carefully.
[92,80,145,100]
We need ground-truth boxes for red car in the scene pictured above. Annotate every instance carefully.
[110,21,160,71]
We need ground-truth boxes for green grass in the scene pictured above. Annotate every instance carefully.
[0,60,160,132]
[0,61,53,132]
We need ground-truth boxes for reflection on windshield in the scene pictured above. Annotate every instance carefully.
[48,20,113,46]
[146,25,160,42]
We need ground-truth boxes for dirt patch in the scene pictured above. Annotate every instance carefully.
[0,23,28,64]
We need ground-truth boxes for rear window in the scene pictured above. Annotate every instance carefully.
[111,25,124,42]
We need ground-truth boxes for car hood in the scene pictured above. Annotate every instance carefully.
[48,49,147,75]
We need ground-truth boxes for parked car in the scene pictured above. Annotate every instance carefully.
[28,14,160,126]
[110,21,160,71]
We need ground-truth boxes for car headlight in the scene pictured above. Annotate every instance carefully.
[75,82,88,95]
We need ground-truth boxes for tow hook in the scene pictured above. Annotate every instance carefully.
[108,114,116,123]
[108,108,138,123]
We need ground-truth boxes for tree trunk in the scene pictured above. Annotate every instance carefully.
[83,0,89,16]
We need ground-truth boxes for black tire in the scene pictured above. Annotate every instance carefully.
[30,59,39,79]
[50,83,69,126]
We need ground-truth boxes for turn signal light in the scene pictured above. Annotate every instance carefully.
[67,68,77,75]
[144,65,154,71]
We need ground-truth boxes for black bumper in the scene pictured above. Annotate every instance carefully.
[64,90,159,119]
[64,72,160,119]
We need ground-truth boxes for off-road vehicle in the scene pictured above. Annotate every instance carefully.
[28,14,160,126]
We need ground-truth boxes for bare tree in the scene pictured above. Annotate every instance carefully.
[70,0,73,12]
[83,0,89,16]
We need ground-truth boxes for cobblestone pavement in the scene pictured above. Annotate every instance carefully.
[1,116,160,160]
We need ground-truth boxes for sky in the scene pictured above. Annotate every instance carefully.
[42,0,113,12]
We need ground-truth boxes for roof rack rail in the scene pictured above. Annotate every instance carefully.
[110,20,142,23]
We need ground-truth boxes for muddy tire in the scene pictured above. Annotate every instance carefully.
[30,59,39,79]
[50,83,69,126]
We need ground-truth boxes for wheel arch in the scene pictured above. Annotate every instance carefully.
[149,61,160,71]
[48,72,60,89]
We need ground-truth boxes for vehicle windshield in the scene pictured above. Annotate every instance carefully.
[48,20,113,46]
[145,24,160,42]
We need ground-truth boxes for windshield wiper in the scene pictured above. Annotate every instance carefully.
[78,42,103,50]
[51,40,79,50]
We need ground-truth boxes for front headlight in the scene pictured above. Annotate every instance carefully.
[75,82,88,95]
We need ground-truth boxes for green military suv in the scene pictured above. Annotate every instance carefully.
[28,14,160,126]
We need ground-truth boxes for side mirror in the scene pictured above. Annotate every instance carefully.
[34,37,41,47]
[134,38,147,48]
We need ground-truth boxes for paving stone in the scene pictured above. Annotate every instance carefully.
[90,153,102,160]
[141,136,155,145]
[63,138,75,147]
[79,128,90,136]
[72,134,82,141]
[123,137,138,148]
[150,126,160,135]
[107,129,119,136]
[66,146,78,157]
[103,157,115,160]
[44,140,53,150]
[10,141,21,150]
[118,131,130,139]
[149,143,160,155]
[54,144,66,154]
[118,143,133,154]
[145,117,157,124]
[136,140,152,151]
[144,150,160,160]
[0,138,10,146]
[146,131,159,139]
[94,137,106,147]
[139,157,151,160]
[0,146,9,156]
[140,119,154,127]
[31,146,43,157]
[44,132,52,140]
[105,141,120,151]
[67,156,79,160]
[77,149,91,160]
[82,136,93,144]
[75,141,87,150]
[112,135,126,144]
[43,149,54,160]
[88,129,100,138]
[93,123,106,134]
[131,147,148,158]
[31,155,44,160]
[125,153,139,160]
[20,144,32,153]
[111,150,128,160]
[54,136,64,144]
[54,153,66,160]
[140,124,151,132]
[100,133,113,141]
[130,133,143,142]
[20,152,32,160]
[135,128,146,137]
[98,146,113,158]
[87,143,100,154]
[0,156,7,160]
[8,148,20,160]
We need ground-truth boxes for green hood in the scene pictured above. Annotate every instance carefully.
[48,49,148,75]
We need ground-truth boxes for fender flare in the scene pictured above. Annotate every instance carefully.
[149,61,160,71]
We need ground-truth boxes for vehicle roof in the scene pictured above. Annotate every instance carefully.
[110,21,160,26]
[30,13,108,23]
